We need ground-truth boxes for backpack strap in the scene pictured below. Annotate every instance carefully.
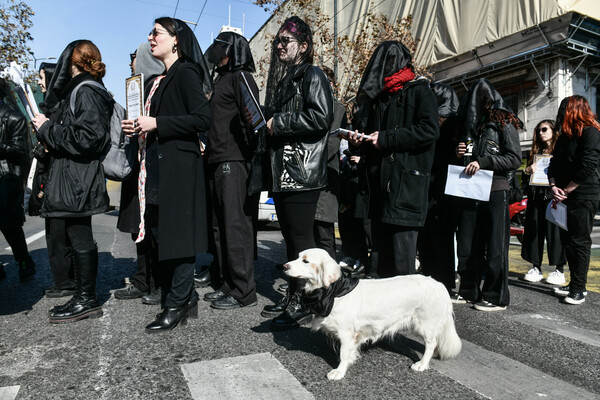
[69,80,111,114]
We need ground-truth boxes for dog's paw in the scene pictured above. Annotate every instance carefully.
[410,361,429,372]
[327,369,346,380]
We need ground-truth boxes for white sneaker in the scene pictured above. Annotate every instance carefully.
[544,270,566,285]
[523,267,543,282]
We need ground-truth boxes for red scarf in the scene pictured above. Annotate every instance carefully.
[383,67,415,94]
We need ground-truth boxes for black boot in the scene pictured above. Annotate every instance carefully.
[261,292,289,318]
[18,256,36,280]
[269,291,312,330]
[145,306,189,333]
[49,247,102,323]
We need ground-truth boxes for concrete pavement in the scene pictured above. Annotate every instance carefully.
[1,212,599,399]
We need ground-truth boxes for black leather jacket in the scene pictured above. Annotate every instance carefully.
[0,103,31,186]
[268,63,334,192]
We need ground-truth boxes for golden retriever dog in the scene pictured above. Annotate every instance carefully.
[283,248,462,380]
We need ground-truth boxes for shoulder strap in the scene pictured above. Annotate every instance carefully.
[69,80,110,114]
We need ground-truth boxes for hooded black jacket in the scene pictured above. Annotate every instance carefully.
[36,72,112,217]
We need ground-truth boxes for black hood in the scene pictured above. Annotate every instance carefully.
[555,97,569,133]
[354,41,412,131]
[173,18,213,97]
[41,40,82,114]
[431,82,459,118]
[457,78,520,137]
[206,31,255,74]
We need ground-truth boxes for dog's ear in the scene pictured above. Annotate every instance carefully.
[321,256,341,287]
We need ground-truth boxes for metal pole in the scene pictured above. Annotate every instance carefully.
[334,0,338,86]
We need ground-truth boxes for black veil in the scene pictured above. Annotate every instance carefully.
[205,31,255,75]
[172,18,214,97]
[40,40,82,115]
[353,41,412,131]
[431,82,459,118]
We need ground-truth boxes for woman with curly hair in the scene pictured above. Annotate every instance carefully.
[454,78,522,311]
[548,96,600,305]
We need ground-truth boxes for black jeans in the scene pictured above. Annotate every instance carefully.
[313,220,336,259]
[559,199,598,293]
[0,226,29,262]
[46,216,95,289]
[371,221,418,277]
[457,191,510,306]
[339,212,372,268]
[209,161,257,306]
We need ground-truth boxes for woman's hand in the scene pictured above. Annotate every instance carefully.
[121,119,137,137]
[31,113,49,131]
[266,118,274,136]
[365,131,379,149]
[524,164,537,175]
[552,185,567,202]
[464,161,480,176]
[135,116,157,133]
[456,142,466,158]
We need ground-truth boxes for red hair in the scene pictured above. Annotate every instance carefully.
[561,95,600,138]
[71,40,106,79]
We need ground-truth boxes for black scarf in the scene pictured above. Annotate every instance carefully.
[302,274,359,317]
[172,18,213,97]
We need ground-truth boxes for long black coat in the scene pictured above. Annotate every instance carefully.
[36,73,112,218]
[149,60,211,261]
[0,103,31,229]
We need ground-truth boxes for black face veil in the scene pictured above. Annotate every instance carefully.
[172,18,214,97]
[353,41,412,131]
[205,31,255,74]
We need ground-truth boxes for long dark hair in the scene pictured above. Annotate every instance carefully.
[528,119,558,166]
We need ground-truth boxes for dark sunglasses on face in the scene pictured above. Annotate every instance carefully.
[274,36,297,47]
[149,28,168,38]
[539,127,550,133]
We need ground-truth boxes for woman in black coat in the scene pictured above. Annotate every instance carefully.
[32,40,113,323]
[122,17,211,332]
[548,96,600,305]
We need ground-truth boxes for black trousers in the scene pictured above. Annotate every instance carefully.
[371,221,418,277]
[0,226,29,262]
[130,233,160,293]
[209,161,257,306]
[559,199,598,293]
[313,220,336,259]
[46,216,95,289]
[145,205,196,308]
[273,195,318,261]
[417,197,456,292]
[457,191,510,306]
[521,197,566,268]
[339,212,372,268]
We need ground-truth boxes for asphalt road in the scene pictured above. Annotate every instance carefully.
[0,212,599,399]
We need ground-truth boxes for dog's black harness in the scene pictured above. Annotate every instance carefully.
[302,275,359,317]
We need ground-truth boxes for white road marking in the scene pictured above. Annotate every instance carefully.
[510,313,600,348]
[257,243,271,250]
[181,353,314,400]
[4,230,45,251]
[0,386,20,399]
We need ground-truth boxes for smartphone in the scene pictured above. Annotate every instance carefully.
[330,128,371,140]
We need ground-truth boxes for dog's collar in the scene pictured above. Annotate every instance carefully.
[302,274,359,317]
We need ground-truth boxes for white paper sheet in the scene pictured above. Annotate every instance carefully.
[546,201,568,231]
[444,164,493,202]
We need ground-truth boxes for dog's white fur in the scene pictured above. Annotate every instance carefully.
[283,248,462,380]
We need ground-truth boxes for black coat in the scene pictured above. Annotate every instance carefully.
[355,79,439,227]
[0,103,31,228]
[148,60,211,261]
[36,73,112,218]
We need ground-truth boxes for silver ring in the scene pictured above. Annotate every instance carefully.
[134,121,138,128]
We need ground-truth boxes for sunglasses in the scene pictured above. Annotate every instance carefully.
[538,127,550,133]
[274,36,297,47]
[149,28,169,38]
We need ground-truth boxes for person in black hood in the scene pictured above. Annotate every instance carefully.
[32,40,113,323]
[0,78,35,281]
[201,31,259,310]
[257,16,334,331]
[454,78,522,311]
[347,41,439,279]
[114,42,165,306]
[122,17,211,333]
[417,82,460,297]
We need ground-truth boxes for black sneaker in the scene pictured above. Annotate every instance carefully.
[553,285,588,297]
[18,257,36,280]
[114,284,145,300]
[562,292,586,305]
[449,291,467,304]
[473,300,507,311]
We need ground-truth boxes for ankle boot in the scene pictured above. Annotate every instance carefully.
[18,256,36,280]
[49,247,102,323]
[261,292,289,318]
[269,291,311,331]
[145,306,189,333]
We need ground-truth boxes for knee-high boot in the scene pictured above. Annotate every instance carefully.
[49,246,103,323]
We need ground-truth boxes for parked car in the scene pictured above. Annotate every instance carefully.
[258,191,278,222]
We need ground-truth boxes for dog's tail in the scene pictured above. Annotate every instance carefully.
[436,305,462,360]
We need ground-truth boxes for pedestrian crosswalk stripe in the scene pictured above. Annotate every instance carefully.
[510,313,600,348]
[0,386,20,400]
[181,353,314,400]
